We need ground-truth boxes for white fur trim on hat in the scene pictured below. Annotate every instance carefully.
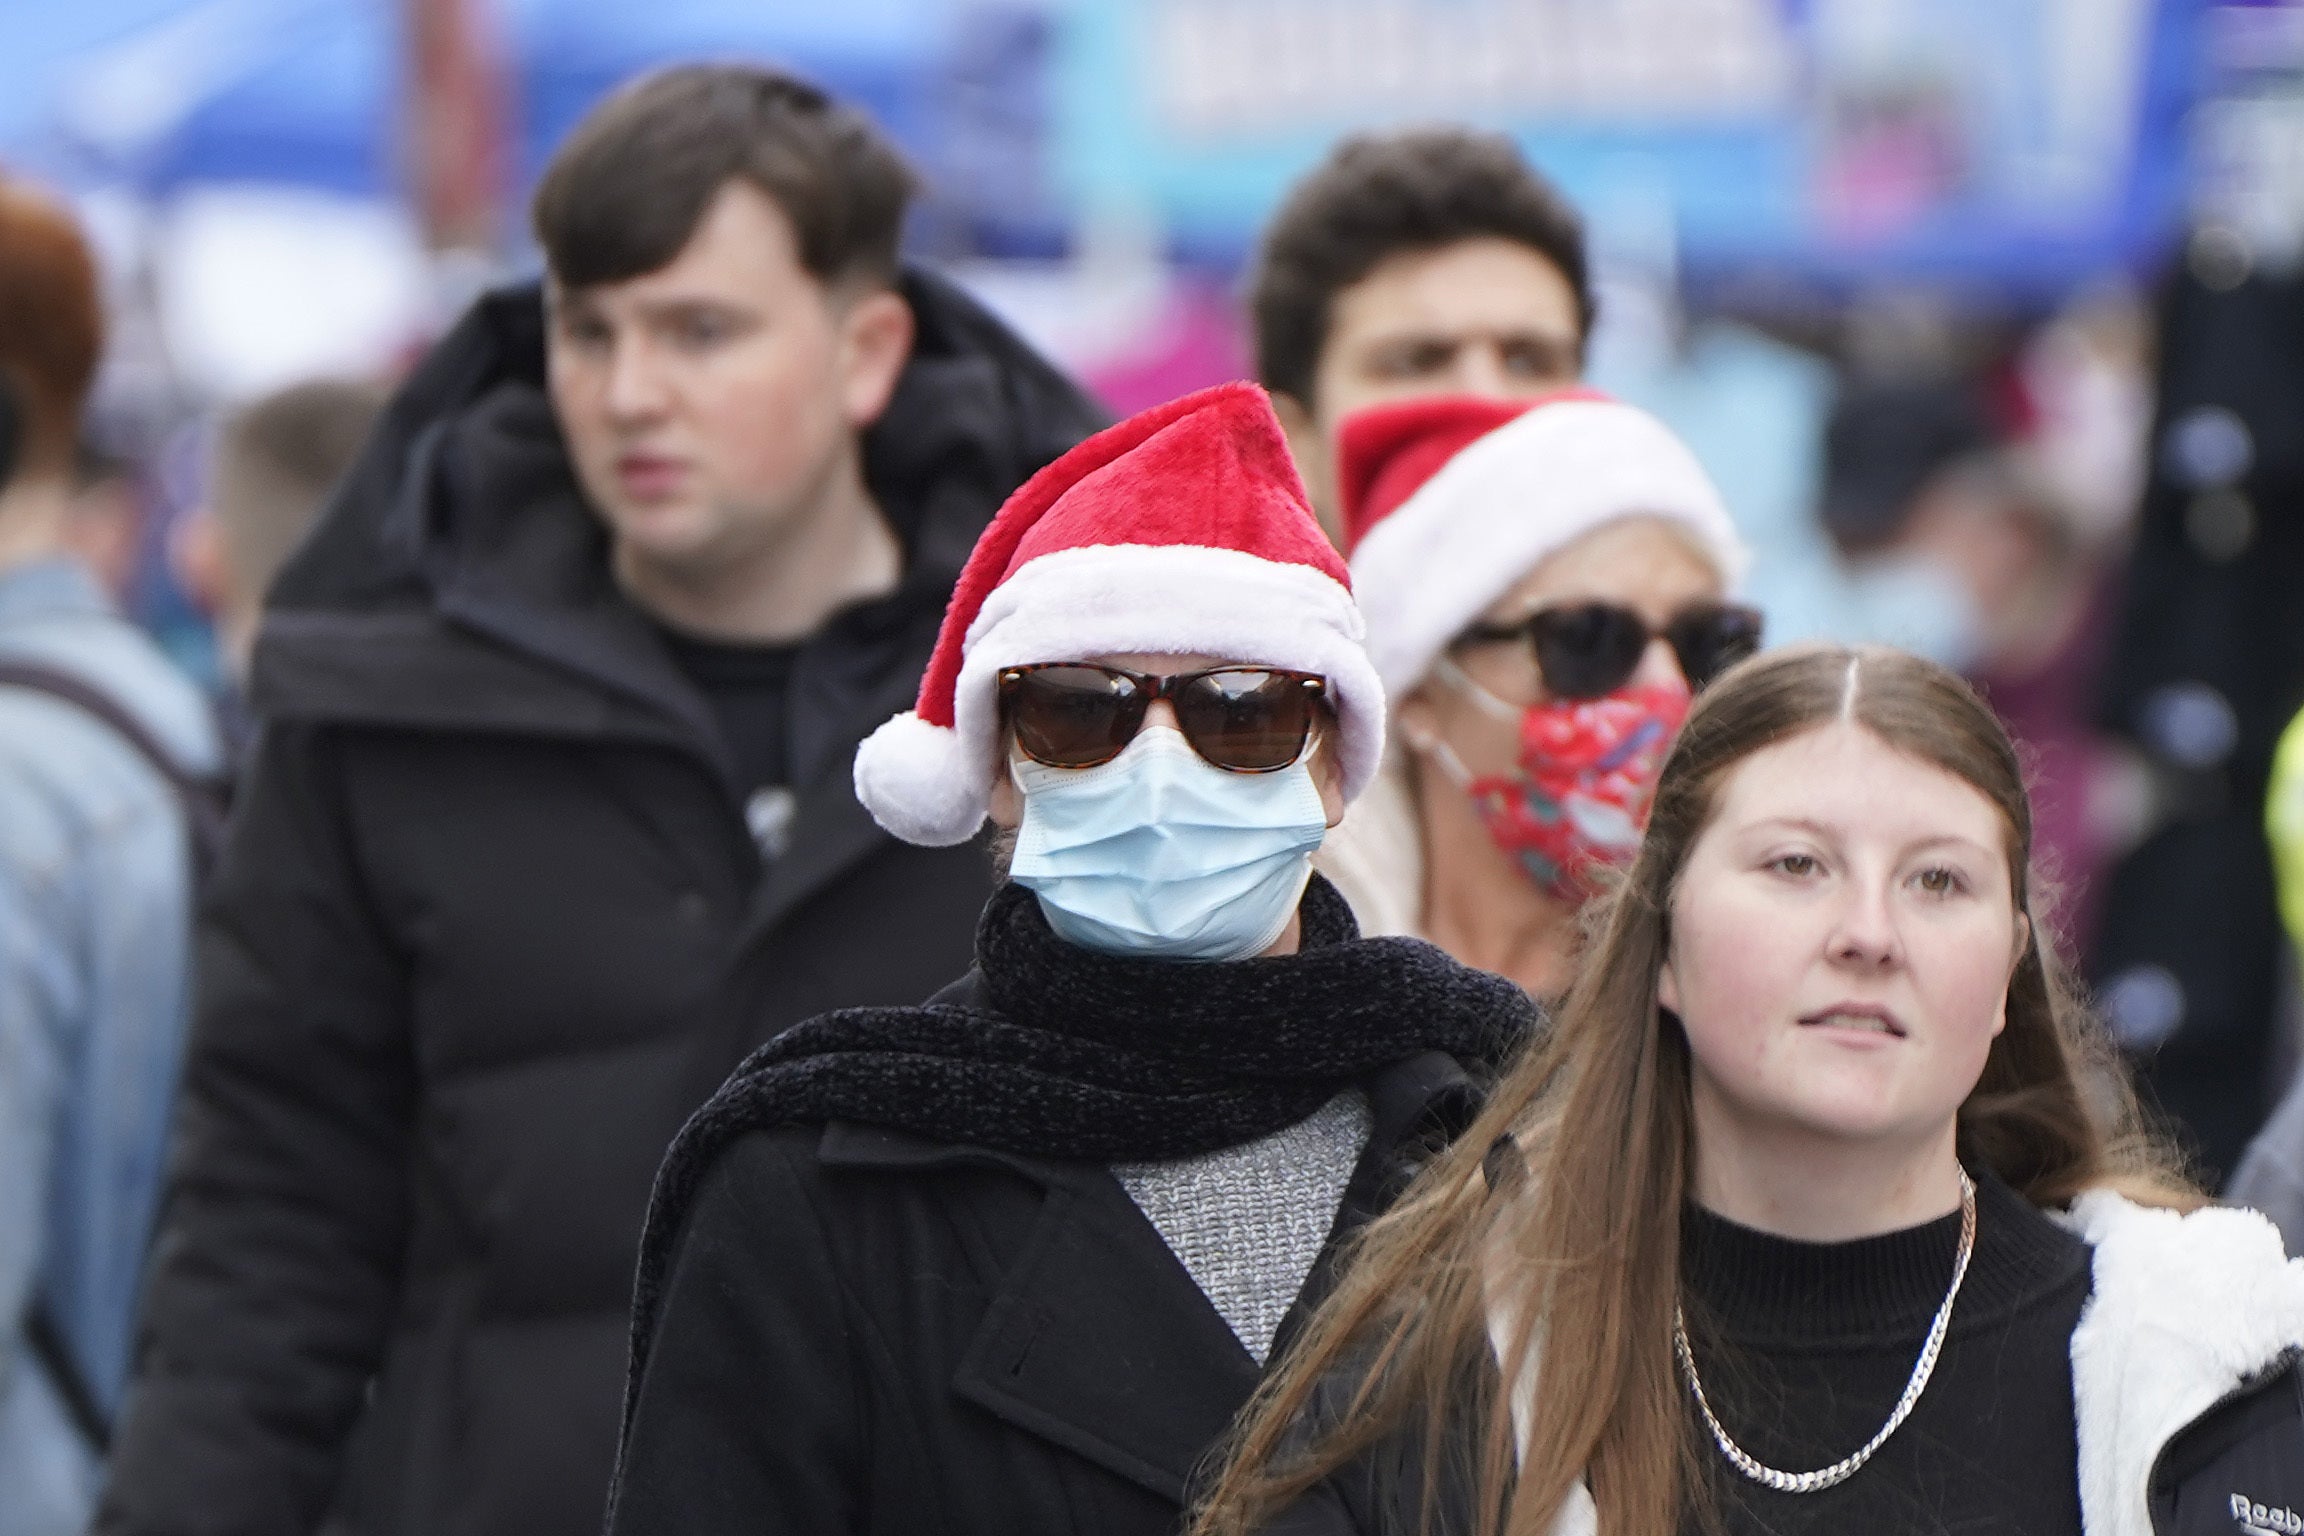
[1350,398,1748,699]
[853,542,1385,846]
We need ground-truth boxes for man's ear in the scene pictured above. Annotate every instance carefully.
[1271,390,1344,549]
[1312,730,1348,828]
[839,287,916,430]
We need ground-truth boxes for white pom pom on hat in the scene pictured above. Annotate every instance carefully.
[853,381,1387,847]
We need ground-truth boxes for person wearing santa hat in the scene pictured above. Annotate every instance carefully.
[1321,389,1759,996]
[602,382,1532,1536]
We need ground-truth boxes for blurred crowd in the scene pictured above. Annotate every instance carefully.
[6,43,2304,1536]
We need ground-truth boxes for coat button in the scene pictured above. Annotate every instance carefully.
[674,891,710,924]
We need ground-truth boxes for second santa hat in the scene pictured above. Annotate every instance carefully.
[854,381,1385,847]
[1338,389,1748,700]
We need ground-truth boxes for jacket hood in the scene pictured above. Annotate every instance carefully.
[252,268,1106,743]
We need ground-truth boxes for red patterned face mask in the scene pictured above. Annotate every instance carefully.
[1423,661,1691,900]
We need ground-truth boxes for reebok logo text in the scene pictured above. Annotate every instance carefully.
[2234,1493,2304,1534]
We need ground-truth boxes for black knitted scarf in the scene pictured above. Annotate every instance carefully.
[689,873,1522,1164]
[617,874,1533,1457]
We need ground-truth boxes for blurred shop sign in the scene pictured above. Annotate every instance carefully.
[1151,0,1795,135]
[1054,0,2200,290]
[3,0,957,206]
[2193,1,2304,278]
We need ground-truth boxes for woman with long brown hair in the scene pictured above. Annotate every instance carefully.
[1200,644,2304,1536]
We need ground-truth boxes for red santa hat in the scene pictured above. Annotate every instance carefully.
[1338,389,1747,699]
[854,381,1386,847]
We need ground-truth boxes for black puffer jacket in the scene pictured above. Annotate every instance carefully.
[94,273,1104,1536]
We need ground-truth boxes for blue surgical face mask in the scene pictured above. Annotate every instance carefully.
[1008,725,1331,962]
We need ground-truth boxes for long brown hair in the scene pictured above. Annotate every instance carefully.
[1196,644,2197,1536]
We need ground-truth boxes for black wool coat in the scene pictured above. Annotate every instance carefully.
[605,1048,1482,1536]
[93,274,1105,1536]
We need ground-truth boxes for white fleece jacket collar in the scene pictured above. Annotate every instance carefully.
[2061,1192,2304,1536]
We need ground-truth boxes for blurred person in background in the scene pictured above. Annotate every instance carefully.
[95,66,1101,1536]
[1914,448,2129,956]
[2080,238,2304,1185]
[1816,368,2010,660]
[172,378,388,755]
[606,383,1530,1536]
[0,174,222,1536]
[1248,127,1592,545]
[1588,287,2004,673]
[1316,391,1753,997]
[1826,375,2129,951]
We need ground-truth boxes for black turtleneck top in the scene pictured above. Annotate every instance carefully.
[1676,1169,2094,1536]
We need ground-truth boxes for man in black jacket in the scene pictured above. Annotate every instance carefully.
[95,66,1103,1536]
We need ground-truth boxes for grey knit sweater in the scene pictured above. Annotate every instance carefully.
[1112,1089,1373,1363]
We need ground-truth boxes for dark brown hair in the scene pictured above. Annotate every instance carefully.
[0,173,103,480]
[532,64,917,290]
[1249,128,1592,410]
[1197,644,2196,1536]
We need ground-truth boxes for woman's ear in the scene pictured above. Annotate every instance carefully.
[1655,899,1684,1014]
[1394,689,1441,754]
[1993,913,2032,1039]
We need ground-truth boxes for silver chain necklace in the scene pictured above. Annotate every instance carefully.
[1672,1166,1977,1495]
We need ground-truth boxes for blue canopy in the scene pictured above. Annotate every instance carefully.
[2,0,952,199]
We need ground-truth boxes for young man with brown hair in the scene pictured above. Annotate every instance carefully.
[0,174,221,1536]
[96,66,1102,1536]
[1249,127,1592,543]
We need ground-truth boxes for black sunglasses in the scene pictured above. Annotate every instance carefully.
[998,663,1329,772]
[1456,601,1764,700]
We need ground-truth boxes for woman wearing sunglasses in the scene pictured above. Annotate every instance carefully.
[1196,645,2304,1536]
[603,384,1533,1536]
[1318,390,1757,996]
